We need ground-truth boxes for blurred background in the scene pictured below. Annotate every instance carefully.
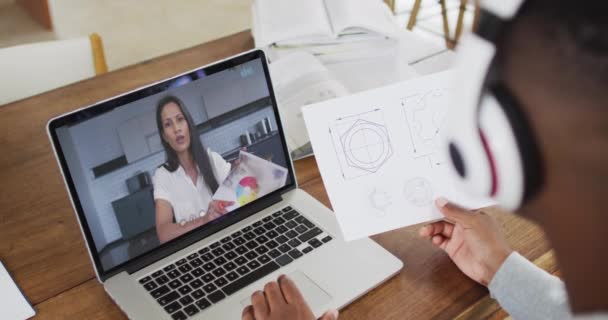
[0,0,473,71]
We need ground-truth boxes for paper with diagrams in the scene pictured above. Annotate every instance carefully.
[302,70,493,240]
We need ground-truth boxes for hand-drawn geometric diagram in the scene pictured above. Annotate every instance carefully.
[330,109,393,180]
[369,187,392,216]
[402,88,450,159]
[341,120,392,172]
[403,177,433,207]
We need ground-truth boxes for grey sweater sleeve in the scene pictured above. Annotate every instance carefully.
[488,252,572,320]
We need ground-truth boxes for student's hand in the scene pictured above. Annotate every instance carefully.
[202,200,234,223]
[242,275,339,320]
[419,198,512,286]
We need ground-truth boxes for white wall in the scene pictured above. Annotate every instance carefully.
[56,126,107,249]
[48,0,251,70]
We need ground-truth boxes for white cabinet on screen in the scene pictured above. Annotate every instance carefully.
[118,112,163,163]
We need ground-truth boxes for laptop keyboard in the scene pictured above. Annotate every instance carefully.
[138,206,333,320]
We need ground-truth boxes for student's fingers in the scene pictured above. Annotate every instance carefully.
[436,197,474,225]
[419,221,454,239]
[432,234,447,248]
[264,281,287,310]
[278,275,306,306]
[241,305,255,320]
[320,309,340,320]
[430,234,452,252]
[251,290,269,318]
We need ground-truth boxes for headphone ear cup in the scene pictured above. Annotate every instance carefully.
[442,34,496,199]
[478,93,526,209]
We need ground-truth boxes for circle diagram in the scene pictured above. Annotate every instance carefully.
[340,119,393,173]
[403,177,433,207]
[369,188,392,216]
[236,176,259,205]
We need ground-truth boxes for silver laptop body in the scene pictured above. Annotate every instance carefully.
[47,49,402,319]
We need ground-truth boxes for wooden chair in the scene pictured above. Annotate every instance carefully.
[0,33,108,106]
[405,0,480,49]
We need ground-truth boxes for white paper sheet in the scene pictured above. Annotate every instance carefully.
[0,262,35,320]
[212,151,288,212]
[303,70,493,240]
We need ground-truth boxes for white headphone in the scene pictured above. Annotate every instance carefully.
[443,0,543,210]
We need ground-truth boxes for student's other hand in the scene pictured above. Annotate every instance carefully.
[241,275,339,320]
[203,200,234,223]
[419,198,512,286]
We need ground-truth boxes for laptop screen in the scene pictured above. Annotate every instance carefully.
[48,51,295,277]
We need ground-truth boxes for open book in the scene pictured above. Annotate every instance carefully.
[252,0,399,47]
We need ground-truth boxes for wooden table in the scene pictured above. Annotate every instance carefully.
[0,31,557,319]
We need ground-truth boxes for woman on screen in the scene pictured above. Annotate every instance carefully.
[153,96,233,244]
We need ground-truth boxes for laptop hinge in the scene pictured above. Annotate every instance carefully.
[124,192,284,275]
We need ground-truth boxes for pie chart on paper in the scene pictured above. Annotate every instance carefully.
[236,176,259,205]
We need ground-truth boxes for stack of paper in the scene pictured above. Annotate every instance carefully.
[252,0,399,49]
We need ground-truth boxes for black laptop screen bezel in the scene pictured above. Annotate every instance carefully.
[47,49,296,281]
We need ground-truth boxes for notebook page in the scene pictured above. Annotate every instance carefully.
[254,0,333,47]
[325,0,399,38]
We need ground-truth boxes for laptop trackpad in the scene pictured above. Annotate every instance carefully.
[240,270,332,308]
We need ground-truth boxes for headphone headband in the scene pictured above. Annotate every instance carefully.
[442,0,543,210]
[480,0,525,20]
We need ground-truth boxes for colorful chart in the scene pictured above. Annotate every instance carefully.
[236,176,259,205]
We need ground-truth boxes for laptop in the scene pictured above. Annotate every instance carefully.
[47,49,402,319]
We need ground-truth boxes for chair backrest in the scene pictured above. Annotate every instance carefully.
[0,33,108,106]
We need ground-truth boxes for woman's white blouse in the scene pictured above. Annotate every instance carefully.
[153,149,231,224]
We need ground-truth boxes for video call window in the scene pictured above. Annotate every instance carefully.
[55,58,290,271]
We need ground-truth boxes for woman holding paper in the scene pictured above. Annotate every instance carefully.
[153,95,233,244]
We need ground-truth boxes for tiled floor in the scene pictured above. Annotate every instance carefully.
[0,0,472,71]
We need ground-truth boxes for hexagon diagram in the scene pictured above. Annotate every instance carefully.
[340,119,393,173]
[330,110,394,180]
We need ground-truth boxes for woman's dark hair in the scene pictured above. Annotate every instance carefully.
[156,96,219,193]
